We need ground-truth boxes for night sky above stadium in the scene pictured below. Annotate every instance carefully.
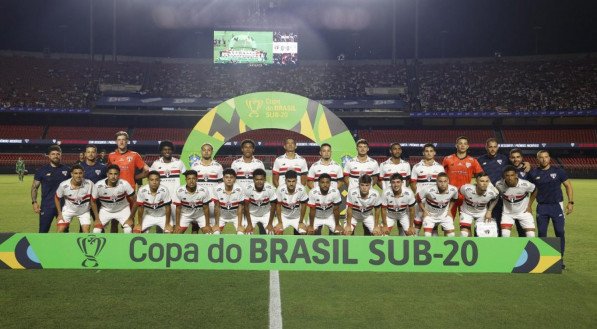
[0,0,594,59]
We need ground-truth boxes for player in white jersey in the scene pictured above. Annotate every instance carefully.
[495,166,537,237]
[213,168,246,234]
[381,173,417,236]
[410,143,445,234]
[91,164,135,233]
[307,173,343,235]
[344,175,382,236]
[190,143,224,232]
[417,172,458,237]
[244,168,277,235]
[173,170,212,234]
[276,170,309,234]
[54,165,95,232]
[459,173,500,237]
[130,171,172,233]
[307,143,344,190]
[231,139,265,190]
[272,137,308,188]
[343,139,380,190]
[377,143,411,191]
[150,141,186,227]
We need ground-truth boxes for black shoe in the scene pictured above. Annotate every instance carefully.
[561,263,566,270]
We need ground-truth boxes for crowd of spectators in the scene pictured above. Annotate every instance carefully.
[1,54,595,111]
[417,58,597,112]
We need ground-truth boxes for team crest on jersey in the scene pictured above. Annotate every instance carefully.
[164,169,171,177]
[550,173,557,179]
[62,171,67,176]
[95,170,101,175]
[465,162,471,168]
[520,172,526,177]
[497,159,503,165]
[127,156,133,162]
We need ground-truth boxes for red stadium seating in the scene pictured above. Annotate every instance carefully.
[559,157,597,170]
[46,126,126,140]
[0,153,79,167]
[133,128,190,142]
[0,125,45,139]
[502,129,597,143]
[358,129,495,144]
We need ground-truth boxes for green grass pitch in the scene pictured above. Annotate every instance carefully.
[0,175,595,328]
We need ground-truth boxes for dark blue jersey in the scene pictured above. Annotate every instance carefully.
[528,166,568,204]
[477,153,509,184]
[80,161,107,183]
[34,164,71,207]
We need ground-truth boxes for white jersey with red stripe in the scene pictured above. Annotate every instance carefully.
[136,184,172,217]
[150,157,186,201]
[174,185,211,218]
[307,159,343,189]
[381,187,417,220]
[212,183,245,220]
[273,153,309,186]
[410,160,445,194]
[379,158,411,191]
[244,182,277,217]
[56,179,94,215]
[459,184,499,216]
[346,188,381,220]
[308,187,342,219]
[343,156,380,190]
[92,179,135,213]
[495,178,536,215]
[418,184,459,217]
[277,185,308,219]
[231,157,265,190]
[190,159,223,193]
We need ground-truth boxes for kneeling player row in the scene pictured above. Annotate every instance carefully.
[54,164,537,237]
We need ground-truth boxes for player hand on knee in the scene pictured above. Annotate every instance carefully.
[372,225,383,236]
[334,225,344,235]
[273,222,284,235]
[133,225,142,233]
[343,223,352,236]
[406,227,415,236]
[237,226,246,235]
[245,224,254,234]
[306,225,315,235]
[202,225,212,234]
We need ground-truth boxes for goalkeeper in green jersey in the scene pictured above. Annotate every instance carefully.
[16,157,26,182]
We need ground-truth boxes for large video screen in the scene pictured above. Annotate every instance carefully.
[213,31,297,65]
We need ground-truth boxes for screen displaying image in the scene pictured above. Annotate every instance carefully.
[214,31,297,65]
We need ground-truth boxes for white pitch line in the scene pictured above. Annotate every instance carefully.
[269,270,283,329]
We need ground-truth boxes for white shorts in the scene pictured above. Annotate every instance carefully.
[248,214,270,227]
[314,215,339,233]
[142,214,167,233]
[98,207,130,227]
[347,215,375,233]
[218,217,245,234]
[280,215,306,234]
[423,215,454,232]
[501,212,535,229]
[459,211,487,227]
[179,214,207,230]
[58,209,91,226]
[386,214,411,230]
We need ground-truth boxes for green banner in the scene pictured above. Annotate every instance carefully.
[181,92,357,169]
[0,234,562,273]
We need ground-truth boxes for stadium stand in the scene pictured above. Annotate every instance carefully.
[132,128,190,142]
[0,125,45,139]
[358,129,495,143]
[502,128,597,143]
[45,126,127,140]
